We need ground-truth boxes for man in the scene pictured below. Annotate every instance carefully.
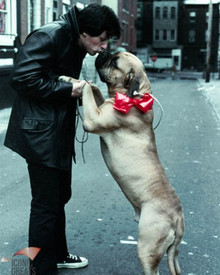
[4,3,120,274]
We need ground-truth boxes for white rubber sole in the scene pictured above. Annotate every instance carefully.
[57,257,88,269]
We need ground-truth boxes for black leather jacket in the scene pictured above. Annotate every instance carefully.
[4,7,86,170]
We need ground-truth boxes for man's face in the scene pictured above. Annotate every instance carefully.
[79,31,109,56]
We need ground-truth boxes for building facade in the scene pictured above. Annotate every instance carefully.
[137,0,181,69]
[0,0,17,67]
[137,0,219,72]
[153,1,178,49]
[117,0,137,53]
[181,0,219,72]
[1,0,137,65]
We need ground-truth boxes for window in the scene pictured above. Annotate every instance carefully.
[155,29,160,41]
[122,21,128,45]
[206,11,209,23]
[29,0,34,32]
[130,27,133,46]
[123,0,129,11]
[163,29,167,40]
[163,7,168,19]
[62,4,69,14]
[189,30,196,43]
[53,11,58,21]
[137,2,143,18]
[189,11,196,23]
[0,0,17,46]
[28,0,41,33]
[0,0,7,34]
[137,29,142,41]
[137,5,142,18]
[171,29,175,40]
[0,0,17,67]
[53,0,57,8]
[171,7,176,19]
[155,7,160,19]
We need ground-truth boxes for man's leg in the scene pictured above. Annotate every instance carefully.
[55,167,72,261]
[55,167,88,269]
[27,161,71,274]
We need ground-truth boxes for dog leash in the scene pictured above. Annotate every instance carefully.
[133,91,164,130]
[75,99,88,163]
[151,95,164,130]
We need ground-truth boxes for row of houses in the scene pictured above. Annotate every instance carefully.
[0,0,220,107]
[1,0,219,71]
[137,0,220,72]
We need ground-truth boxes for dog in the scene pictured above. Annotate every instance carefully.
[59,51,184,275]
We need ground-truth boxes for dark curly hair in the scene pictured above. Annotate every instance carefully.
[77,3,121,39]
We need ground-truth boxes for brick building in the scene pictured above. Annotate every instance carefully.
[181,0,219,72]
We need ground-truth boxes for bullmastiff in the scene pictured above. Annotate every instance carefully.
[60,51,184,275]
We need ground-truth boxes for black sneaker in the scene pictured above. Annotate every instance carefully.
[57,254,88,269]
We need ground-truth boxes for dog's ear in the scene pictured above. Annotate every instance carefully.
[127,78,140,98]
[124,69,134,89]
[124,69,140,98]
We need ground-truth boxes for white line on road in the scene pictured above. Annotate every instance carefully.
[120,240,138,245]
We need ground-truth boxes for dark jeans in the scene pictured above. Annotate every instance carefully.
[27,161,72,274]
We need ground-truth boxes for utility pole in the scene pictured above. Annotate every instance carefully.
[206,0,213,83]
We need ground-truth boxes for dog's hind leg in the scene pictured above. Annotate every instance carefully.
[137,221,161,274]
[167,217,184,275]
[167,230,183,274]
[137,208,175,275]
[138,240,161,275]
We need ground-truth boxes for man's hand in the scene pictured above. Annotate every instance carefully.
[71,80,86,97]
[58,76,86,98]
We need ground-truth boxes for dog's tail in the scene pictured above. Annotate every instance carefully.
[167,218,184,275]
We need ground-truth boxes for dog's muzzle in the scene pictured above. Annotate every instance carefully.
[95,50,112,70]
[95,51,112,82]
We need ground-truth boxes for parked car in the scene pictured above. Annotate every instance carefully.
[144,63,165,73]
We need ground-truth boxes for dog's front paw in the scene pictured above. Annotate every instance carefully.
[59,75,74,83]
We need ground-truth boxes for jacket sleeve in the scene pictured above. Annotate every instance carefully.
[10,30,73,101]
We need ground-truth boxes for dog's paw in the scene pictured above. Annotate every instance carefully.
[59,75,74,83]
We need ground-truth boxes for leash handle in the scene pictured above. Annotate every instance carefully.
[75,100,89,163]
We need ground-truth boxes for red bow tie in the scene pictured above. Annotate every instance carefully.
[113,92,154,114]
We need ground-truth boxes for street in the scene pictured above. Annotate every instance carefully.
[0,78,220,275]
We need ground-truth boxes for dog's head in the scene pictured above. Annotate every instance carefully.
[95,51,152,97]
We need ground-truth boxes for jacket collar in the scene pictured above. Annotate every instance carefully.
[60,6,80,39]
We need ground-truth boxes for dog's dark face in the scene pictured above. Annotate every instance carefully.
[95,51,147,96]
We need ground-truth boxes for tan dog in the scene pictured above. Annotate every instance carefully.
[60,51,184,275]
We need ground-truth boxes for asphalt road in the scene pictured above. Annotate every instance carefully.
[0,79,219,275]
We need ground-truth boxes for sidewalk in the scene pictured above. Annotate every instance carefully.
[0,108,11,135]
[197,78,220,123]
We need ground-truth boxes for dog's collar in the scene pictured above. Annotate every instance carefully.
[113,92,154,114]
